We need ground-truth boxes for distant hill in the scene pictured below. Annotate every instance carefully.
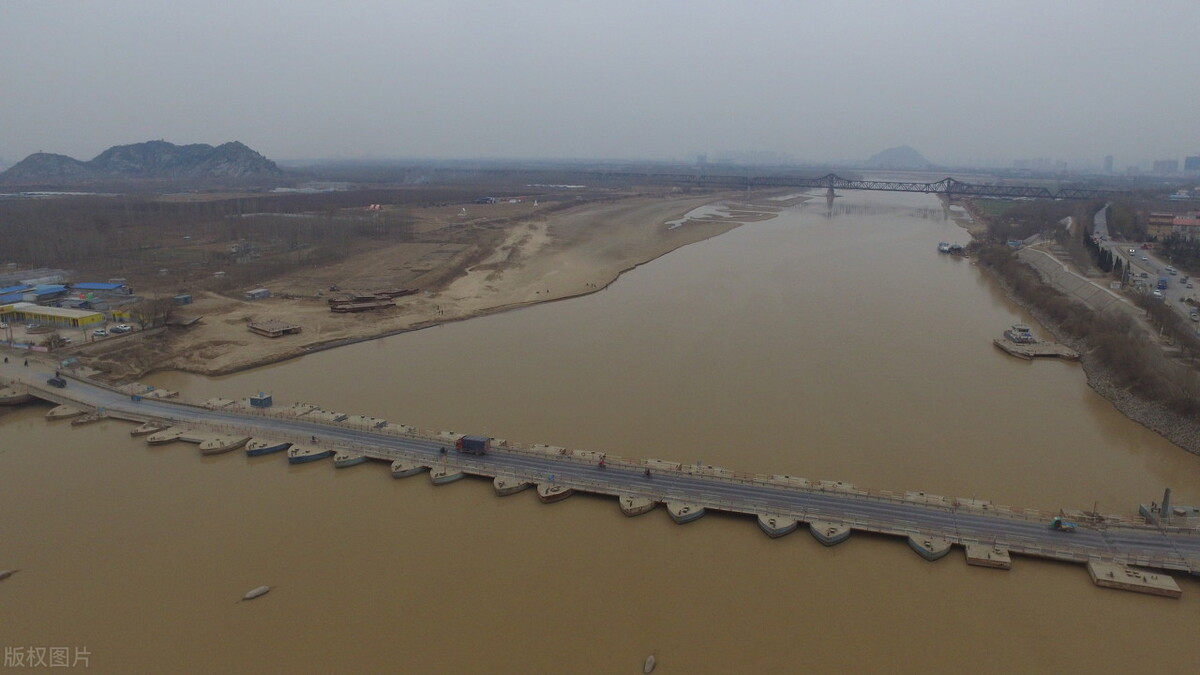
[0,140,284,185]
[864,146,931,170]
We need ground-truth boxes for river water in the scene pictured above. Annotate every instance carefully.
[3,190,1199,673]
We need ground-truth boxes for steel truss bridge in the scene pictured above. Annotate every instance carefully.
[588,172,1123,200]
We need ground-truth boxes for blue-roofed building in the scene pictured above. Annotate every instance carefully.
[23,284,68,303]
[0,293,23,304]
[0,284,32,295]
[72,282,126,292]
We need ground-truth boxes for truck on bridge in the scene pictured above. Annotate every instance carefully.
[456,435,491,455]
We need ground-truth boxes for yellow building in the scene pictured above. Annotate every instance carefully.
[0,302,105,328]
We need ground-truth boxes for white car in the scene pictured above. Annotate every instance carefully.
[93,328,108,337]
[1129,248,1136,254]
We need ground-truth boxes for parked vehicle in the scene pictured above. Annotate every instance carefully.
[46,376,66,388]
[1050,516,1077,532]
[92,328,108,337]
[455,435,491,455]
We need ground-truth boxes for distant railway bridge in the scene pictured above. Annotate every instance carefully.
[587,171,1123,201]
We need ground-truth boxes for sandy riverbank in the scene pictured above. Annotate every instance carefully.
[77,191,795,380]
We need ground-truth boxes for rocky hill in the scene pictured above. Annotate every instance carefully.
[0,140,284,185]
[864,145,932,170]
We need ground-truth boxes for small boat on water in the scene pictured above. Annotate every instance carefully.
[1003,323,1038,344]
[246,439,291,456]
[287,445,335,465]
[643,653,656,674]
[937,242,951,253]
[241,585,270,601]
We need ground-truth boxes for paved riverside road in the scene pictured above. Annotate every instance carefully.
[4,361,1199,576]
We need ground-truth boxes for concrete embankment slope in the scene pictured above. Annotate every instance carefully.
[1012,244,1200,455]
[1017,247,1132,316]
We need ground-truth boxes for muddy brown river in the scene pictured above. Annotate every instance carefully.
[3,190,1198,673]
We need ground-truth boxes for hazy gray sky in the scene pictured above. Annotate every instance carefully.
[3,1,1198,167]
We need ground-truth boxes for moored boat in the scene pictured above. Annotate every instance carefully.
[429,466,465,485]
[619,495,657,516]
[287,445,335,464]
[390,459,427,478]
[907,535,953,561]
[245,438,291,456]
[130,422,166,437]
[333,451,367,468]
[756,514,798,538]
[666,501,705,524]
[809,520,851,546]
[45,404,85,420]
[146,428,187,445]
[493,475,532,496]
[199,435,250,455]
[937,242,951,253]
[1003,323,1038,344]
[537,483,574,503]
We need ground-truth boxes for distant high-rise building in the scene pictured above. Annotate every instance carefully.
[1153,159,1179,174]
[1184,156,1200,172]
[1104,155,1114,173]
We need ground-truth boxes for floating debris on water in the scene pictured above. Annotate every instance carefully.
[241,585,271,601]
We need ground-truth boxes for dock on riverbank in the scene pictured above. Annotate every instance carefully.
[993,337,1080,361]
